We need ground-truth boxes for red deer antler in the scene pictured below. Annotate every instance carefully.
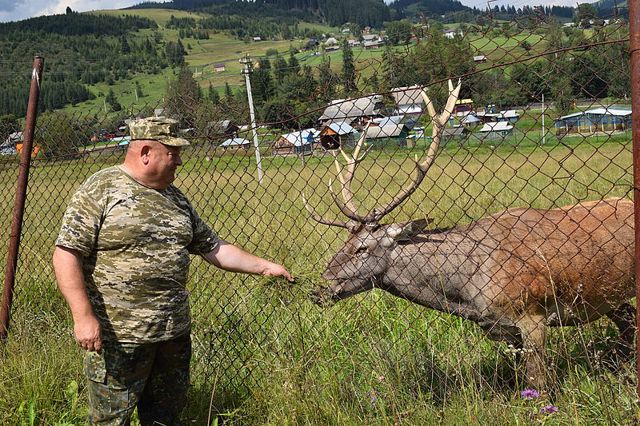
[305,80,462,227]
[371,79,461,222]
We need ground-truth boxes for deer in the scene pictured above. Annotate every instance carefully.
[304,80,636,389]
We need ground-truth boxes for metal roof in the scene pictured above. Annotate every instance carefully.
[323,121,355,135]
[366,122,407,139]
[558,107,632,120]
[220,137,251,147]
[319,95,384,121]
[279,128,320,146]
[480,121,513,132]
[391,86,423,107]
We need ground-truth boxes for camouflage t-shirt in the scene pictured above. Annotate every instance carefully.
[56,166,219,343]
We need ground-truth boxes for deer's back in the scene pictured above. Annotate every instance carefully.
[467,198,634,322]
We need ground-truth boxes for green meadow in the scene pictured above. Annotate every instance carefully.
[0,125,636,424]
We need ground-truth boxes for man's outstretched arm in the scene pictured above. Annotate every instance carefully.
[202,240,294,282]
[52,246,102,352]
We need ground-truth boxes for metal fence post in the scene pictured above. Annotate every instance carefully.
[630,0,640,399]
[0,56,44,340]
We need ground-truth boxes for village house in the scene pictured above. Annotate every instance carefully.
[324,37,340,51]
[362,34,383,49]
[479,121,514,140]
[219,137,251,149]
[272,128,319,156]
[0,131,21,155]
[554,107,632,136]
[318,95,385,128]
[213,63,226,73]
[365,116,411,145]
[319,121,356,150]
[454,98,474,115]
[392,86,424,117]
[461,114,481,128]
[444,29,464,39]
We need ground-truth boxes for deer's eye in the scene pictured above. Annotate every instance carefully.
[354,246,368,254]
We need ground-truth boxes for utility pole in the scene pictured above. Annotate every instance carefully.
[541,93,545,145]
[240,54,264,184]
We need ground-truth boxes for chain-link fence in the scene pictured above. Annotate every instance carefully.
[1,12,637,423]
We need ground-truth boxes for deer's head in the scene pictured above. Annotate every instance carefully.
[306,81,461,305]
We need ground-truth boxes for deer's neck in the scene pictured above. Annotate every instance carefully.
[381,229,492,323]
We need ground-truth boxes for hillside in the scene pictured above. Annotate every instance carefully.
[0,0,599,123]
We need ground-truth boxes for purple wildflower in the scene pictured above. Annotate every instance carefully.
[540,405,559,414]
[520,388,540,400]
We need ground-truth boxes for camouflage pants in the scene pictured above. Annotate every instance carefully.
[83,333,192,425]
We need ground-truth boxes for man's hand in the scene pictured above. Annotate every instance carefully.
[74,315,102,352]
[262,262,294,282]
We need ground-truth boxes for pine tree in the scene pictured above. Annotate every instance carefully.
[224,82,234,99]
[208,83,220,104]
[274,56,288,83]
[105,88,122,112]
[341,39,357,95]
[288,48,300,75]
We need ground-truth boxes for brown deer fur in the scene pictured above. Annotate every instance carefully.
[315,198,635,389]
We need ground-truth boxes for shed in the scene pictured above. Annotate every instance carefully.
[4,131,23,145]
[363,40,381,49]
[272,128,319,156]
[213,63,226,73]
[208,120,239,138]
[220,137,251,148]
[473,55,487,63]
[319,95,384,126]
[319,121,356,150]
[442,125,466,140]
[498,110,520,123]
[479,121,514,140]
[392,86,424,117]
[366,118,410,144]
[461,114,481,127]
[554,107,632,136]
[444,29,463,39]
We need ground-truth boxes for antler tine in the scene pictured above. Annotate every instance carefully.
[328,123,372,222]
[418,79,461,173]
[371,79,462,222]
[301,192,352,229]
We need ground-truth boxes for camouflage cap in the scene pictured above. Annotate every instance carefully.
[128,117,190,147]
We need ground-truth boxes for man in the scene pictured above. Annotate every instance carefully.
[52,116,293,425]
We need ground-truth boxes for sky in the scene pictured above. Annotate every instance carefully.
[0,0,596,23]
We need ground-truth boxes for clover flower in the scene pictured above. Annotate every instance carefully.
[520,388,540,400]
[540,405,559,414]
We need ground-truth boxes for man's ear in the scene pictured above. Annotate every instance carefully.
[140,144,151,164]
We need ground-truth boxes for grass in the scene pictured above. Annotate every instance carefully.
[0,124,637,424]
[90,8,206,26]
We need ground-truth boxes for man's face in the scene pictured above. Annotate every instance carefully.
[148,141,182,188]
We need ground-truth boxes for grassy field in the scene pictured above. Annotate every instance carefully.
[0,126,637,424]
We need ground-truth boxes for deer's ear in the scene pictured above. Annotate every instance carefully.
[387,219,431,241]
